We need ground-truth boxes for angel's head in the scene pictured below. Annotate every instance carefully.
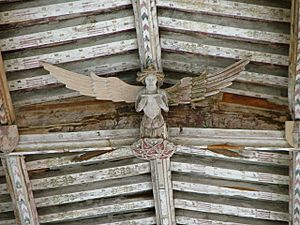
[144,74,157,91]
[137,64,165,87]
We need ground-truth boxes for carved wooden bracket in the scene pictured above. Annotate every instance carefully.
[0,125,19,153]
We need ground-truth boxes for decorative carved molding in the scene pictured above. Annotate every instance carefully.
[289,0,300,119]
[0,52,15,125]
[150,158,176,225]
[2,156,40,225]
[0,125,19,153]
[291,151,300,225]
[132,0,161,70]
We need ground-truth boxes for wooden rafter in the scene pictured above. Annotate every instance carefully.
[1,156,40,225]
[132,0,161,70]
[289,0,300,119]
[132,1,175,223]
[0,51,38,224]
[0,52,15,125]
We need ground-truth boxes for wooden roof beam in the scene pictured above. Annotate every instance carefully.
[132,0,161,70]
[0,52,15,125]
[288,1,300,224]
[1,156,40,225]
[132,1,175,224]
[0,52,38,224]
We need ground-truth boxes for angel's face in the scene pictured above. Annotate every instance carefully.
[145,74,157,91]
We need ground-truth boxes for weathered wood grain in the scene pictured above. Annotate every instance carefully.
[34,182,152,208]
[175,216,252,225]
[0,219,15,225]
[39,199,154,223]
[289,0,300,119]
[0,0,132,25]
[175,198,289,222]
[150,159,175,225]
[171,161,289,185]
[176,146,289,166]
[159,17,289,44]
[161,38,289,66]
[30,162,150,190]
[0,53,15,124]
[47,216,156,225]
[25,148,133,170]
[4,39,138,72]
[290,150,300,224]
[156,0,290,22]
[172,181,288,202]
[223,87,288,105]
[2,156,39,225]
[132,0,161,69]
[0,16,135,51]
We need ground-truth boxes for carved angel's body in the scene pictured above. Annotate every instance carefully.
[135,74,169,139]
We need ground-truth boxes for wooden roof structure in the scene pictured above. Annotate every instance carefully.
[0,0,298,224]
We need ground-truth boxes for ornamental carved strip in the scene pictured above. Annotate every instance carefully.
[3,156,40,225]
[0,52,15,125]
[296,3,300,118]
[132,0,161,70]
[290,0,300,119]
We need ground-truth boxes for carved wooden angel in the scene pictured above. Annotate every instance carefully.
[42,58,250,159]
[42,58,249,160]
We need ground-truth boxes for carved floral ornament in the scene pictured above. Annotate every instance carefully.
[42,58,250,160]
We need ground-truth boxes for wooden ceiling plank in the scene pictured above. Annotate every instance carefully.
[157,0,290,23]
[175,198,288,222]
[171,161,289,185]
[0,16,135,52]
[161,38,289,66]
[0,200,13,213]
[39,199,154,223]
[176,146,289,167]
[176,216,246,225]
[0,219,16,225]
[0,0,132,26]
[172,181,288,202]
[159,17,290,44]
[1,156,39,225]
[34,182,152,208]
[4,39,138,72]
[30,162,150,191]
[26,148,133,171]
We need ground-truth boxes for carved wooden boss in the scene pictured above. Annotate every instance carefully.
[42,58,249,160]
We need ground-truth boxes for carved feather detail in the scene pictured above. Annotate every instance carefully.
[41,62,142,103]
[166,57,250,105]
[42,57,249,105]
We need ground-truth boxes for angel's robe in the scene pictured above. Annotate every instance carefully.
[135,88,169,138]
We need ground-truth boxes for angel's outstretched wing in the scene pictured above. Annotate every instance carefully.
[166,58,250,105]
[42,62,143,103]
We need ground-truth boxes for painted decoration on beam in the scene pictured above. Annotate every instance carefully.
[294,151,300,224]
[41,58,250,160]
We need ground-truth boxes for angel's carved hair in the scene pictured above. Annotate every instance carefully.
[137,64,165,85]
